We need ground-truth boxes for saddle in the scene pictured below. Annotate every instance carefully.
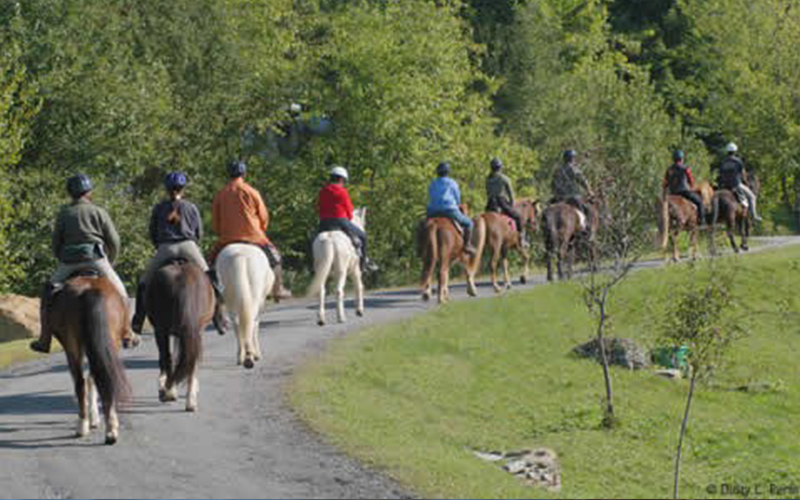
[427,217,463,236]
[159,257,188,269]
[51,268,102,297]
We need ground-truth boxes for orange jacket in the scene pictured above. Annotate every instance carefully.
[212,178,270,248]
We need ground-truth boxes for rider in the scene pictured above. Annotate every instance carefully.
[131,172,226,335]
[427,162,476,256]
[209,160,292,302]
[551,149,595,230]
[716,142,762,221]
[30,174,129,353]
[663,150,705,226]
[485,157,525,240]
[317,166,379,273]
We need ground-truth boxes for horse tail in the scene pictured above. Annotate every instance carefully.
[657,195,670,250]
[81,289,131,411]
[466,215,487,275]
[231,255,256,342]
[543,208,558,253]
[307,236,335,297]
[166,270,203,388]
[712,192,721,230]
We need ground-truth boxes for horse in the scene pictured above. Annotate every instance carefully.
[307,207,367,326]
[656,181,714,262]
[47,274,131,444]
[417,207,486,304]
[215,244,274,369]
[146,261,214,412]
[541,200,599,282]
[711,189,751,254]
[482,198,540,292]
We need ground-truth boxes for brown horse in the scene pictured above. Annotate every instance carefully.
[146,261,214,412]
[541,200,599,282]
[482,198,540,292]
[418,209,486,304]
[47,274,131,444]
[656,181,714,262]
[711,189,751,254]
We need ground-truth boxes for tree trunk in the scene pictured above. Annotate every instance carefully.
[597,299,615,425]
[673,372,697,499]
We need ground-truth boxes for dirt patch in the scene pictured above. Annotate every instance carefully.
[0,294,40,342]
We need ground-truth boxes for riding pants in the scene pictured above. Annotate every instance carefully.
[674,190,705,223]
[140,240,208,287]
[427,207,474,231]
[736,183,759,218]
[51,258,128,300]
[486,196,522,233]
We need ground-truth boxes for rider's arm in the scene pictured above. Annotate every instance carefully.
[686,167,696,188]
[254,191,269,232]
[51,209,64,259]
[342,188,354,220]
[212,193,221,235]
[148,204,159,247]
[505,175,515,205]
[100,209,121,264]
[191,203,202,242]
[453,179,462,205]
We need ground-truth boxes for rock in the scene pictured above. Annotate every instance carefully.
[655,369,682,379]
[0,294,40,342]
[573,337,650,370]
[504,460,527,475]
[475,447,561,492]
[472,450,504,462]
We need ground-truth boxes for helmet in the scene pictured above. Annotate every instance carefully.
[725,142,738,153]
[228,160,247,178]
[66,174,93,198]
[164,171,188,191]
[330,165,349,181]
[563,150,577,162]
[673,150,685,161]
[289,103,302,114]
[436,162,451,176]
[490,158,503,171]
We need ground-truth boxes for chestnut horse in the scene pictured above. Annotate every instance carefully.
[146,261,214,412]
[47,274,131,444]
[541,200,599,282]
[482,198,540,292]
[656,181,714,262]
[417,209,486,304]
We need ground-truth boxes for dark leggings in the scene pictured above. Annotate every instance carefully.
[675,190,704,220]
[318,218,368,257]
[486,196,522,232]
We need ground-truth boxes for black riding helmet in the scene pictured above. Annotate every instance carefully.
[490,158,503,171]
[436,162,451,177]
[67,174,93,199]
[563,150,577,162]
[673,150,685,162]
[228,160,247,178]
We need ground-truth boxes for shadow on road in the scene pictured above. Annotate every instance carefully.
[0,391,74,416]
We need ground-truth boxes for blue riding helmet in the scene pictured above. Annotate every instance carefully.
[67,174,93,198]
[563,150,577,162]
[228,160,247,178]
[164,171,188,191]
[490,158,503,171]
[436,162,451,176]
[673,150,685,161]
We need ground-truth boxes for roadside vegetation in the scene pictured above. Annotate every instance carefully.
[291,245,800,498]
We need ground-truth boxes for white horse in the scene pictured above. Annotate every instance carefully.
[216,244,274,368]
[308,207,367,325]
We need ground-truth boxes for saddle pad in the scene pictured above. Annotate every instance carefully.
[575,210,587,231]
[428,217,463,236]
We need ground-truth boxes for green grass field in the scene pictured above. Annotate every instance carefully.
[291,246,800,499]
[0,339,60,370]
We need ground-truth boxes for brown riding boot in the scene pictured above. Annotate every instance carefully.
[131,283,147,334]
[462,226,477,256]
[271,265,292,303]
[30,283,55,354]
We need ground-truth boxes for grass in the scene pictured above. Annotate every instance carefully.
[0,338,61,370]
[290,245,800,499]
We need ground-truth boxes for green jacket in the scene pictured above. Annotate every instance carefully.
[52,199,120,264]
[486,172,515,205]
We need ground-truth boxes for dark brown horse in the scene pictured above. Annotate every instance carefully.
[146,261,214,412]
[417,208,486,304]
[711,189,751,254]
[482,198,540,292]
[656,181,714,262]
[541,200,599,282]
[47,275,131,444]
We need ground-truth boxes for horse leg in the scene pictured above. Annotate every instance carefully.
[520,246,530,285]
[317,275,327,326]
[186,366,199,413]
[490,244,502,293]
[105,403,119,445]
[334,266,347,323]
[690,228,698,261]
[354,266,364,317]
[741,217,749,251]
[438,255,449,304]
[87,376,100,428]
[671,229,680,262]
[727,219,738,253]
[501,247,511,290]
[68,354,90,438]
[157,331,177,402]
[252,317,262,361]
[421,251,435,302]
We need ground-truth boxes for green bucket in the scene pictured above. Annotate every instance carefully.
[653,346,689,371]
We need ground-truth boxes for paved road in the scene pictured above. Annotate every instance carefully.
[1,236,798,499]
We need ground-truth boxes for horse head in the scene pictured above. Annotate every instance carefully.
[352,206,367,231]
[697,181,715,209]
[515,198,540,231]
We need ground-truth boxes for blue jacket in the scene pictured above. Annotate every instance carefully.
[427,177,461,213]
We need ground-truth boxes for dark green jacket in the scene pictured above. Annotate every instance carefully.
[52,199,120,264]
[486,172,514,205]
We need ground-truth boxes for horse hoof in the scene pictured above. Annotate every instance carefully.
[186,404,197,413]
[741,245,749,251]
[105,434,118,446]
[422,292,430,302]
[356,310,364,317]
[317,320,325,327]
[243,358,255,369]
[520,276,527,285]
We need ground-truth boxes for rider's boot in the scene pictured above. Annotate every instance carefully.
[271,264,292,303]
[206,269,229,335]
[751,205,763,222]
[462,226,477,256]
[30,282,56,354]
[131,283,147,334]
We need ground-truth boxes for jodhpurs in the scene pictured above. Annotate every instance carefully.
[140,240,209,287]
[51,258,128,300]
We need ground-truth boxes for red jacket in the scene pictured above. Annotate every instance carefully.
[318,183,354,220]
